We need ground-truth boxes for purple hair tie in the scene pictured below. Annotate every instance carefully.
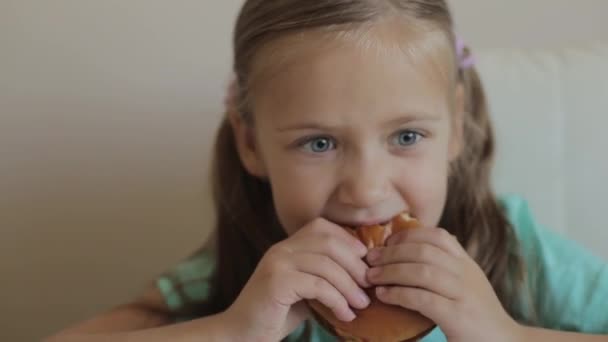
[455,35,476,69]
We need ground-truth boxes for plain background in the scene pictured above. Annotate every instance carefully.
[1,1,607,341]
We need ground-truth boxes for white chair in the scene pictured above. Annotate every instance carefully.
[477,44,608,258]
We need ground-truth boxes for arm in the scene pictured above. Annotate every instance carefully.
[520,326,608,342]
[501,196,608,339]
[45,286,242,342]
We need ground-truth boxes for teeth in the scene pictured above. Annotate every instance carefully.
[400,212,413,220]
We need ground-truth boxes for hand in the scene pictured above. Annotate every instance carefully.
[224,218,372,341]
[365,227,522,342]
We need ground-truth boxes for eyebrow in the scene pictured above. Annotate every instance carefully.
[276,112,442,132]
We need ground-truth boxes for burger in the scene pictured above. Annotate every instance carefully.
[307,213,436,341]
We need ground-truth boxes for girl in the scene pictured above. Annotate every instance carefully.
[48,1,608,341]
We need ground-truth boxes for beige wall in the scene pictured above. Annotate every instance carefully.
[1,1,607,341]
[452,0,608,48]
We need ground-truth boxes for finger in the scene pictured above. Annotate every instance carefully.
[281,302,310,340]
[376,286,454,328]
[386,227,465,258]
[368,263,460,300]
[289,233,371,288]
[290,272,356,322]
[296,218,368,257]
[295,253,370,310]
[366,242,460,276]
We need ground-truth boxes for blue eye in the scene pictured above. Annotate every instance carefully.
[302,137,335,153]
[394,130,422,146]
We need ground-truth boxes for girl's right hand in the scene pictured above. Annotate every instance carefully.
[224,218,372,341]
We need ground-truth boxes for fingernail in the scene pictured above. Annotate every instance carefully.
[358,290,370,307]
[356,241,368,255]
[345,309,356,321]
[368,267,381,278]
[367,248,381,262]
[387,231,408,246]
[376,286,387,296]
[386,235,399,246]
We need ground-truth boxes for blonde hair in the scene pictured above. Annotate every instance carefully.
[187,0,526,324]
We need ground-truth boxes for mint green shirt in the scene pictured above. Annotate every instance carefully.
[157,195,608,340]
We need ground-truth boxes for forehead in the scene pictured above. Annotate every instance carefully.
[248,19,456,123]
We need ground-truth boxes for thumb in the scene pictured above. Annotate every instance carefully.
[281,302,310,338]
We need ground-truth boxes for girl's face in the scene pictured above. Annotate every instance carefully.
[234,25,463,234]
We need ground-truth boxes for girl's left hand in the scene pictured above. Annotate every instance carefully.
[366,227,523,342]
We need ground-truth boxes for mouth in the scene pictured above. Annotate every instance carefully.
[334,219,393,229]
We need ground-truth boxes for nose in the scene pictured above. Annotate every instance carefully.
[335,152,390,208]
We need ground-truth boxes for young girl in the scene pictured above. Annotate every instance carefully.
[48,1,608,341]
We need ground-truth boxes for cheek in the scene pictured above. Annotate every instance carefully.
[266,161,334,235]
[397,143,450,227]
[417,175,449,227]
[255,133,330,234]
[402,166,448,226]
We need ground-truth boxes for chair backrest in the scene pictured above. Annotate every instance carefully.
[477,44,608,257]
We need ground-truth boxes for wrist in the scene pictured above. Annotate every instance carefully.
[510,321,530,342]
[221,306,285,342]
[213,310,249,341]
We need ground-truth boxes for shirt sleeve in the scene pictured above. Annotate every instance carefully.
[156,233,217,318]
[502,195,608,333]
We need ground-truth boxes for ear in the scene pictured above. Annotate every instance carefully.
[449,83,465,161]
[229,113,268,178]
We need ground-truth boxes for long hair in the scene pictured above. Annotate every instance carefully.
[183,0,525,323]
